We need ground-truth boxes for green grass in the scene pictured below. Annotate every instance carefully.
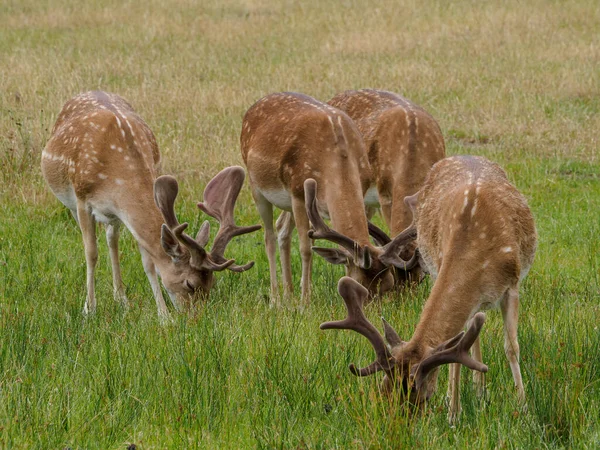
[1,0,600,448]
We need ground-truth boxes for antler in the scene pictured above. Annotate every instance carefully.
[154,175,181,229]
[411,312,489,391]
[321,277,402,377]
[154,175,234,271]
[197,166,261,272]
[368,221,391,245]
[304,179,371,268]
[379,223,420,270]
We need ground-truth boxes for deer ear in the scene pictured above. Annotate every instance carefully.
[311,246,349,265]
[404,192,419,213]
[161,224,185,260]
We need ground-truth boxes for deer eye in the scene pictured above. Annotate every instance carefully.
[184,280,195,292]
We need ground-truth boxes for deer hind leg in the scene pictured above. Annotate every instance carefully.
[105,223,128,307]
[291,197,313,306]
[77,201,98,315]
[253,191,279,306]
[447,363,462,423]
[276,211,295,298]
[501,287,525,401]
[139,245,170,318]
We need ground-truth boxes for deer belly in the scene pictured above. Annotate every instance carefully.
[261,189,293,211]
[53,186,78,212]
[90,203,120,224]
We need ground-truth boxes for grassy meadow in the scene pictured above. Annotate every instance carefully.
[1,0,600,447]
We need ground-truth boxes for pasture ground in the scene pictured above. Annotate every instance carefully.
[1,0,599,448]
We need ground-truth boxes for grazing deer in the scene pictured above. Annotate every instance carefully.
[321,156,537,420]
[328,89,446,281]
[240,92,417,304]
[42,91,260,317]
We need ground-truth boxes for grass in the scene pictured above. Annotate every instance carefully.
[1,0,600,447]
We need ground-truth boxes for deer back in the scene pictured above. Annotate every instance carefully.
[241,92,373,243]
[328,89,445,234]
[42,91,160,220]
[415,156,537,302]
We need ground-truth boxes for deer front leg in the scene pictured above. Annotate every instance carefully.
[292,197,313,305]
[77,200,98,315]
[447,363,461,423]
[254,191,279,306]
[139,245,170,319]
[501,287,525,401]
[106,223,128,307]
[276,211,295,298]
[471,335,485,397]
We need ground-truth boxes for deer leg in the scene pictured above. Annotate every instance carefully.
[139,245,170,318]
[292,197,313,305]
[471,335,485,397]
[276,211,295,298]
[254,192,279,306]
[501,287,525,401]
[77,201,98,315]
[365,206,378,221]
[447,363,461,423]
[105,223,128,307]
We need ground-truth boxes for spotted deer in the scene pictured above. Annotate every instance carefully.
[240,92,418,305]
[42,91,260,317]
[321,156,537,420]
[328,89,446,282]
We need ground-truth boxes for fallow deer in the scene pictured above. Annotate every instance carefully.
[328,89,446,282]
[321,156,537,420]
[42,91,260,317]
[240,92,417,305]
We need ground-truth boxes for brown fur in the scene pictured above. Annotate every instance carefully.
[328,89,446,235]
[42,91,256,317]
[241,92,395,303]
[387,155,537,419]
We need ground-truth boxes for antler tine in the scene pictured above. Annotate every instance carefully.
[154,175,181,229]
[413,312,488,391]
[368,221,392,246]
[304,178,365,255]
[379,224,419,270]
[320,277,396,377]
[197,166,261,271]
[172,223,235,272]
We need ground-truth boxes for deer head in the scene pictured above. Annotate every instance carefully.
[304,179,420,296]
[321,277,488,405]
[154,166,261,308]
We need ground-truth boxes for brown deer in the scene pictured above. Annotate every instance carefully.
[240,92,417,305]
[328,89,446,281]
[42,91,260,318]
[321,156,537,420]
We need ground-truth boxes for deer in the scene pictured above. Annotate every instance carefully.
[41,91,260,318]
[328,89,446,282]
[240,92,418,305]
[320,156,537,421]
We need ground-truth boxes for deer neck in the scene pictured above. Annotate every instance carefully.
[409,267,480,349]
[325,183,370,246]
[117,188,172,269]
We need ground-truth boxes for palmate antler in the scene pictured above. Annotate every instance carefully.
[153,167,261,272]
[411,313,488,391]
[322,277,488,393]
[197,166,262,272]
[320,277,400,377]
